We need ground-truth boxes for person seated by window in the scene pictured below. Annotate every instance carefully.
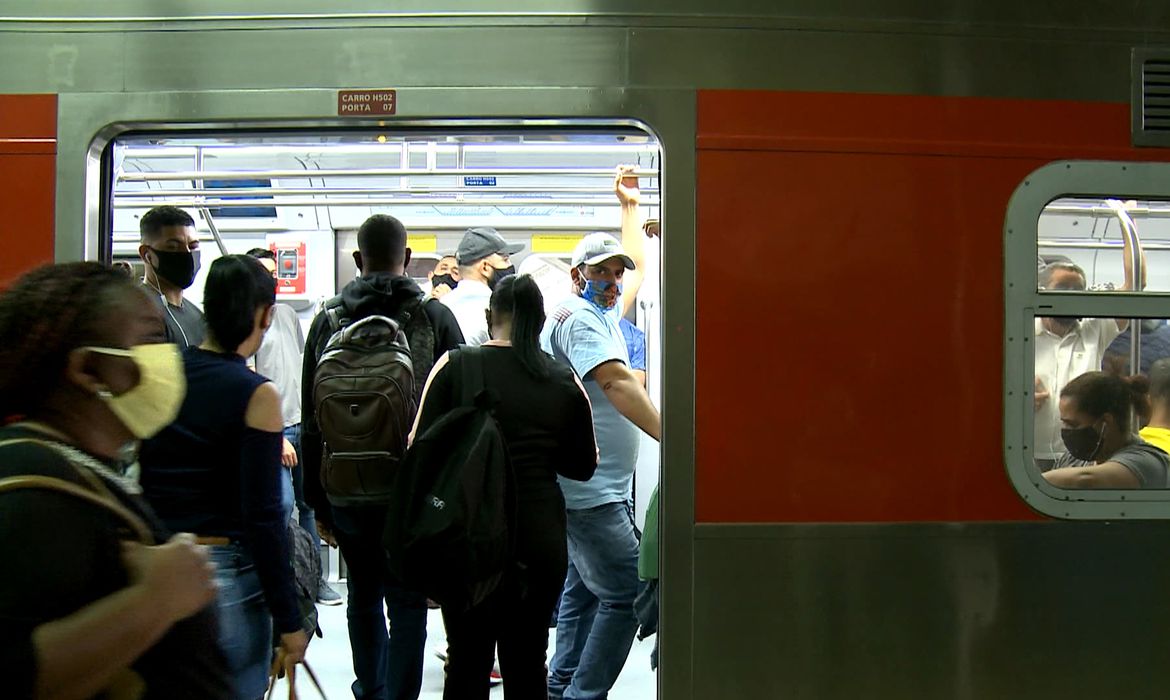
[1043,371,1169,489]
[0,262,231,699]
[1136,358,1170,454]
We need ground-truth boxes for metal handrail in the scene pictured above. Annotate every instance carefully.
[1045,204,1170,217]
[114,196,660,209]
[1106,200,1145,378]
[116,185,661,197]
[1039,239,1170,251]
[118,167,659,182]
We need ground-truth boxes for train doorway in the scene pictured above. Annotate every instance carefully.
[102,125,663,699]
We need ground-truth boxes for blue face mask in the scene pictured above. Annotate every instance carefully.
[580,278,622,315]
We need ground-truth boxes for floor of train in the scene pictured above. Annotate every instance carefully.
[306,585,658,698]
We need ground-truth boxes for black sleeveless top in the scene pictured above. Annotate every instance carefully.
[139,347,300,633]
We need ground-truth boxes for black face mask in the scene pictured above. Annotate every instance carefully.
[1061,423,1105,462]
[149,248,200,290]
[487,264,516,291]
[431,273,459,290]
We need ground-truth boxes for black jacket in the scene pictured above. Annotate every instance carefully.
[301,273,464,529]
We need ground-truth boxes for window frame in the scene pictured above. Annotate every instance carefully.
[1005,160,1170,518]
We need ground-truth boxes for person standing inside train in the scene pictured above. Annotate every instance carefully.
[246,248,344,607]
[541,232,660,700]
[1034,237,1146,471]
[301,214,464,700]
[138,206,205,349]
[138,255,309,697]
[1042,371,1168,488]
[0,262,232,698]
[412,275,599,699]
[441,227,525,345]
[423,254,461,300]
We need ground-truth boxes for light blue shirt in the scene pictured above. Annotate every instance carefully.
[541,295,640,509]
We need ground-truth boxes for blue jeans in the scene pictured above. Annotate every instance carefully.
[284,424,319,538]
[548,501,641,700]
[333,504,428,700]
[208,544,273,700]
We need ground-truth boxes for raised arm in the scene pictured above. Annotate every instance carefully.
[616,164,647,318]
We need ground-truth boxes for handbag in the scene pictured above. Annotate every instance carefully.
[266,649,328,700]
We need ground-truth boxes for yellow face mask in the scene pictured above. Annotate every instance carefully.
[84,344,186,439]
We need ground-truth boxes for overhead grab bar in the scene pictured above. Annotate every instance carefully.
[118,167,659,182]
[116,185,662,198]
[114,196,661,209]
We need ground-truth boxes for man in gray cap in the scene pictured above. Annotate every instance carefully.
[541,230,661,700]
[440,226,525,345]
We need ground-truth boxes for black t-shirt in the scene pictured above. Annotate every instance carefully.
[0,426,231,699]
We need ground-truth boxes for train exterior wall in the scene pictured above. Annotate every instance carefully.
[3,4,1170,697]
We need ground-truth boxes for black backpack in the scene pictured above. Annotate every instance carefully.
[285,519,323,639]
[383,348,516,613]
[313,294,435,505]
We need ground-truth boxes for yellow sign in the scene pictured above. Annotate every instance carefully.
[407,234,438,253]
[531,234,583,254]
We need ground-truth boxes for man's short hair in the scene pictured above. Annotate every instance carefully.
[357,215,408,269]
[1150,358,1170,404]
[246,248,276,261]
[140,206,195,243]
[1039,261,1087,289]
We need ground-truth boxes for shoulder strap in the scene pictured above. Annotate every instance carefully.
[457,348,489,408]
[0,438,154,544]
[323,295,347,335]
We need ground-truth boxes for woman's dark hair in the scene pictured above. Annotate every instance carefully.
[203,255,276,351]
[0,262,141,419]
[490,274,551,379]
[1061,371,1146,433]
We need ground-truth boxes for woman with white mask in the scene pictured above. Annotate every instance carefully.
[0,261,231,699]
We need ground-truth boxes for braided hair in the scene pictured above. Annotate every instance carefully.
[0,262,141,420]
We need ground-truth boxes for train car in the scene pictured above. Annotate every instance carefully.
[4,3,1170,698]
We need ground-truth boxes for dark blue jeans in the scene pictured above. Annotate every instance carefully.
[333,504,428,700]
[208,544,272,700]
[284,424,318,538]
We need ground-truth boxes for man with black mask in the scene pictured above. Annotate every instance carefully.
[138,206,204,348]
[440,226,524,346]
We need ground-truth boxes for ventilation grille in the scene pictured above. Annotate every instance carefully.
[1134,50,1170,147]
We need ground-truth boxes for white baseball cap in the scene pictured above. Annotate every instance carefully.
[570,232,636,270]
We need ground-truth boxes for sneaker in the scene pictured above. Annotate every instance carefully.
[489,670,503,686]
[317,580,343,606]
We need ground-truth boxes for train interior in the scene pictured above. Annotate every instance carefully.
[1038,199,1170,371]
[107,128,662,697]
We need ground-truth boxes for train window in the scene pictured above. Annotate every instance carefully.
[1005,162,1170,518]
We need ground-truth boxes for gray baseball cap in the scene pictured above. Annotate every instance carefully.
[571,232,636,270]
[455,227,525,265]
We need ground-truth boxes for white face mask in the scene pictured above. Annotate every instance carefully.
[85,344,186,439]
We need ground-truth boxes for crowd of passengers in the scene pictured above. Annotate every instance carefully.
[0,166,661,699]
[1036,235,1170,489]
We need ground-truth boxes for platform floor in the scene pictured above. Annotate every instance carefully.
[300,585,658,699]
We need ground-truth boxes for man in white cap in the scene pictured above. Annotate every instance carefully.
[541,230,661,699]
[440,226,525,346]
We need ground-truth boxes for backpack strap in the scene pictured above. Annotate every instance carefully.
[457,348,489,408]
[0,438,154,544]
[323,295,347,335]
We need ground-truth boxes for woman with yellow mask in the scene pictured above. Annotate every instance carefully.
[0,262,231,699]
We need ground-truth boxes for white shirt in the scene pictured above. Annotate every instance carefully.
[1033,317,1123,459]
[439,279,492,346]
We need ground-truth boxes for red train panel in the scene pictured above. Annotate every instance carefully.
[694,91,1170,523]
